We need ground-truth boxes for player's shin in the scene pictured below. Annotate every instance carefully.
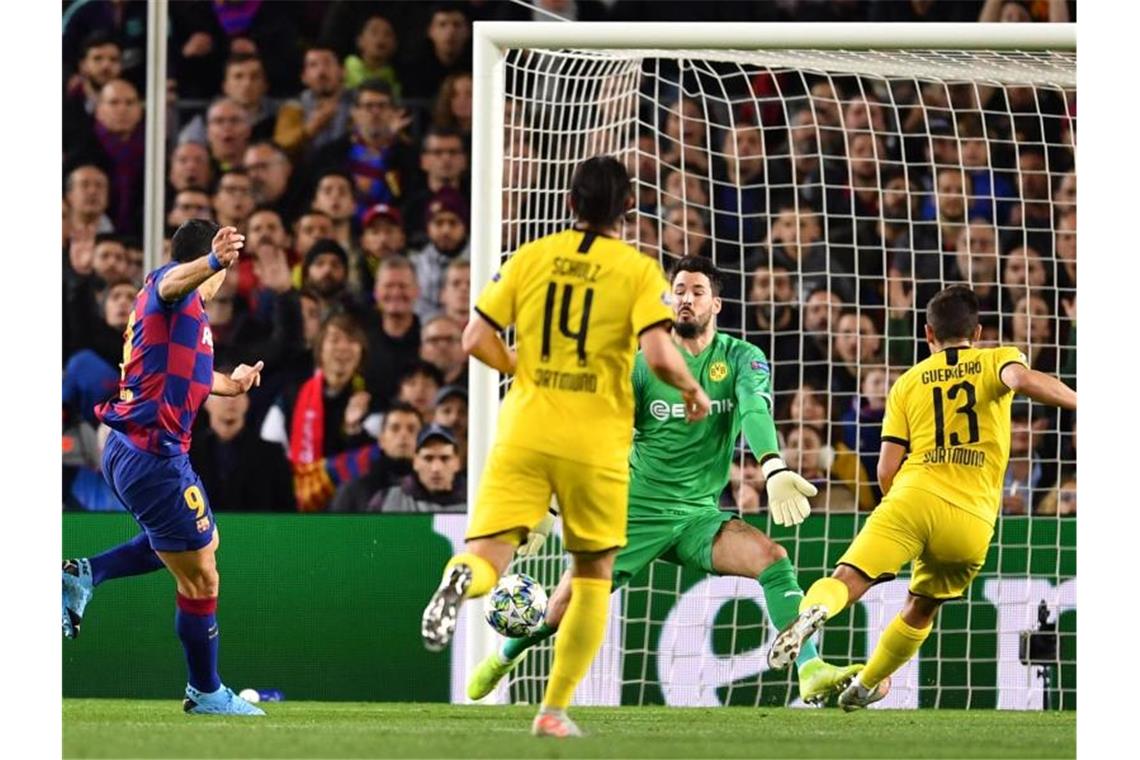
[443,552,499,599]
[175,594,221,693]
[860,614,932,689]
[541,577,609,710]
[757,558,820,666]
[87,533,165,585]
[800,576,851,620]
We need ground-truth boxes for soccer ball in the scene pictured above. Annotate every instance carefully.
[485,573,548,638]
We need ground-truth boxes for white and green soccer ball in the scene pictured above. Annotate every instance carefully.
[485,573,548,638]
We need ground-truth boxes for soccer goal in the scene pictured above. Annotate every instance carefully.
[463,22,1076,711]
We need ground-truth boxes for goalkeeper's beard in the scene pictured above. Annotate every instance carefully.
[674,313,711,340]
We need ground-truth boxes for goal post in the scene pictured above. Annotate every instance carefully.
[464,21,1076,708]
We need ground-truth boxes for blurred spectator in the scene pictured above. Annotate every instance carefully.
[243,141,301,222]
[663,169,709,209]
[63,280,137,421]
[1054,171,1076,217]
[356,203,407,297]
[261,312,379,510]
[1008,147,1053,230]
[439,259,471,328]
[62,2,147,92]
[712,124,778,246]
[301,239,352,312]
[122,237,143,285]
[401,5,472,100]
[404,127,469,249]
[954,219,1001,316]
[64,424,123,512]
[179,53,278,146]
[329,402,423,513]
[832,310,883,401]
[413,187,470,320]
[800,287,843,388]
[313,80,417,218]
[661,204,710,259]
[781,424,857,512]
[1002,244,1048,308]
[420,315,466,387]
[395,360,444,419]
[167,187,214,228]
[310,171,357,250]
[780,383,830,433]
[1002,404,1048,515]
[191,388,295,512]
[274,44,353,158]
[212,169,256,232]
[63,30,122,148]
[839,365,890,485]
[66,79,145,236]
[345,13,401,95]
[363,256,422,405]
[368,424,465,513]
[746,262,801,374]
[65,164,114,238]
[765,203,839,301]
[1037,473,1076,516]
[168,142,214,195]
[723,459,761,514]
[1009,293,1058,374]
[1055,211,1076,291]
[292,209,335,262]
[202,97,253,173]
[979,0,1070,23]
[203,271,270,366]
[432,71,474,140]
[659,97,709,175]
[432,385,468,460]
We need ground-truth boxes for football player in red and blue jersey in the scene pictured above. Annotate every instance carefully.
[63,219,267,715]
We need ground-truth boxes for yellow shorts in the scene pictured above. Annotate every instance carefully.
[838,486,995,600]
[467,443,629,554]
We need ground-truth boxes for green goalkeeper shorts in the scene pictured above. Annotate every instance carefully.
[611,503,736,589]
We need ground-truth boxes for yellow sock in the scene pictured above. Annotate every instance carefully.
[861,614,932,688]
[800,577,850,620]
[542,577,611,710]
[444,553,498,598]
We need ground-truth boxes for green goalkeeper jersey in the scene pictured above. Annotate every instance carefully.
[628,331,776,511]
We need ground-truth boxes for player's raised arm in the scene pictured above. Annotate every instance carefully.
[1000,363,1077,410]
[638,326,710,422]
[157,223,244,303]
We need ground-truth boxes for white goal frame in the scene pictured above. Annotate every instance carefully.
[463,21,1076,705]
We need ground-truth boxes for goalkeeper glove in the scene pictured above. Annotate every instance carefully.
[762,456,818,527]
[517,509,557,557]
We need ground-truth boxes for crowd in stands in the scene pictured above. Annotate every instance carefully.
[61,0,1076,518]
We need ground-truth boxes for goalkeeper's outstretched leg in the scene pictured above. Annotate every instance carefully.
[470,517,863,705]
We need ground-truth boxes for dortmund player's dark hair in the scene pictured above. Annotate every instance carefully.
[669,255,723,296]
[569,155,632,229]
[171,218,221,263]
[926,285,979,343]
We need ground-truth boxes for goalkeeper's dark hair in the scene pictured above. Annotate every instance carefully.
[170,218,221,263]
[569,155,632,229]
[926,285,980,343]
[669,255,723,296]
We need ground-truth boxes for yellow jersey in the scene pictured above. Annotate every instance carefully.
[881,345,1028,526]
[475,228,674,470]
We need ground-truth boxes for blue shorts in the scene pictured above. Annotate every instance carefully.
[102,431,215,552]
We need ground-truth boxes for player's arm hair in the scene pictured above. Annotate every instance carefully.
[157,256,222,303]
[877,440,907,496]
[638,325,701,395]
[999,363,1077,411]
[462,312,516,375]
[210,371,243,397]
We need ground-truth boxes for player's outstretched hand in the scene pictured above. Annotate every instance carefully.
[517,511,557,557]
[211,226,245,268]
[762,458,817,527]
[230,361,264,394]
[682,386,712,423]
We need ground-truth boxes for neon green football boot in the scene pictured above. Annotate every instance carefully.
[467,652,524,701]
[798,660,865,706]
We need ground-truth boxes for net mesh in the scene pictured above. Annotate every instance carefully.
[487,45,1076,710]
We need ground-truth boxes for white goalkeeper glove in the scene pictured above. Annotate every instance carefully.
[762,457,818,527]
[517,510,557,557]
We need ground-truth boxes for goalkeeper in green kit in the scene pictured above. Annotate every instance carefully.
[468,256,863,705]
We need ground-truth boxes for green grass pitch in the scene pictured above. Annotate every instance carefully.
[63,700,1075,759]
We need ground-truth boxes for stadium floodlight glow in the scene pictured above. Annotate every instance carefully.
[465,21,1075,708]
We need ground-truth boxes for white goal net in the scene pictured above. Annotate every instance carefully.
[467,24,1076,711]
